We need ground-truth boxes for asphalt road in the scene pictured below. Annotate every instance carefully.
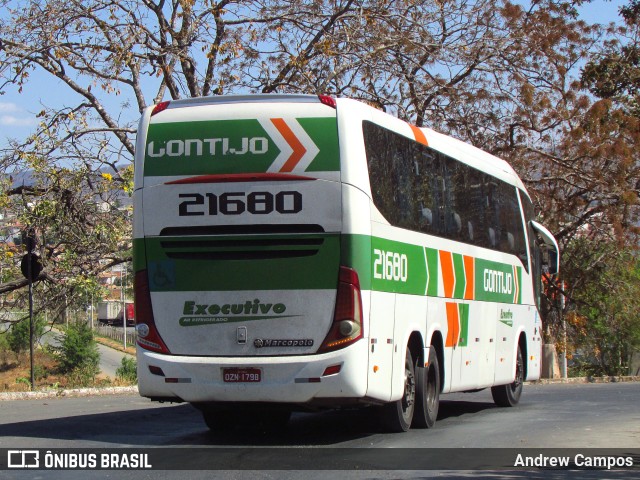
[0,382,638,479]
[94,343,134,379]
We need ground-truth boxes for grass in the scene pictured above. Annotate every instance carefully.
[0,343,137,392]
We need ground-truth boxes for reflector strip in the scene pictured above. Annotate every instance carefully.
[322,364,342,376]
[294,378,321,383]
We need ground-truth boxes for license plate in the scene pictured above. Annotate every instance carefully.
[223,368,261,383]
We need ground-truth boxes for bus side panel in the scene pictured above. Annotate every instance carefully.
[494,305,518,385]
[391,294,428,401]
[473,301,498,388]
[367,291,395,401]
[493,305,542,385]
[527,306,543,381]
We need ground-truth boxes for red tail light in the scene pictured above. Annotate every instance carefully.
[318,95,337,109]
[318,266,363,353]
[151,101,170,116]
[134,270,171,354]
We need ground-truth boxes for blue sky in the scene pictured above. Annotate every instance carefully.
[0,0,629,149]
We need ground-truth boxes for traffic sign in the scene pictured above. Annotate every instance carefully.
[20,253,43,281]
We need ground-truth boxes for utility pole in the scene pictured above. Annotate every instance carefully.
[20,228,42,391]
[121,268,126,350]
[560,281,567,379]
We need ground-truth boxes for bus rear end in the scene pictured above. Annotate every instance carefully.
[133,95,369,423]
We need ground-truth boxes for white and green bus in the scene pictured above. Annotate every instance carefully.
[133,94,559,432]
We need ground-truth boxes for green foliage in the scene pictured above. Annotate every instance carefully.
[0,331,9,360]
[581,0,640,116]
[56,321,99,380]
[115,356,137,384]
[15,377,30,386]
[7,317,45,356]
[562,238,640,376]
[65,365,100,388]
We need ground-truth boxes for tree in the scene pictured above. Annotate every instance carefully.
[7,315,45,357]
[582,0,640,115]
[0,0,638,349]
[0,0,394,315]
[115,356,137,384]
[561,237,640,376]
[540,1,640,353]
[57,321,100,378]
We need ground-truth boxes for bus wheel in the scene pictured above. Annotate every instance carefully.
[381,348,416,432]
[491,345,524,407]
[413,346,440,428]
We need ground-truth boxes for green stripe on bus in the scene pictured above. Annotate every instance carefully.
[144,119,275,177]
[458,303,470,347]
[343,235,523,303]
[143,233,340,292]
[143,117,339,177]
[133,238,146,273]
[370,237,427,295]
[297,117,340,172]
[137,232,525,302]
[452,253,466,299]
[424,247,439,296]
[474,258,520,303]
[340,234,372,289]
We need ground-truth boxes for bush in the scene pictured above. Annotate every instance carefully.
[7,317,45,356]
[0,332,10,364]
[66,365,100,388]
[57,321,99,379]
[115,356,137,384]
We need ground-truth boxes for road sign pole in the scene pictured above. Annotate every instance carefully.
[28,248,34,391]
[121,269,126,350]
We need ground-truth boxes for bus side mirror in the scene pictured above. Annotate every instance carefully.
[530,220,560,276]
[542,247,559,276]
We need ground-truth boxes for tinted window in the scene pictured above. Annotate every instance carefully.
[363,121,529,266]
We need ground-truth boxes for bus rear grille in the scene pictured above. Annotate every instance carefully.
[160,237,325,261]
[159,224,325,236]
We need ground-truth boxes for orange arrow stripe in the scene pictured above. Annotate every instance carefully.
[409,124,428,146]
[445,302,460,347]
[271,118,307,172]
[463,255,475,300]
[439,250,455,298]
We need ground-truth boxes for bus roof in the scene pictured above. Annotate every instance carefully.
[143,94,530,196]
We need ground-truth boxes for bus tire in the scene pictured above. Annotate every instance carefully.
[413,346,440,428]
[491,344,524,407]
[380,348,416,432]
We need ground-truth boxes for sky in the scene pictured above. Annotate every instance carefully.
[0,0,630,150]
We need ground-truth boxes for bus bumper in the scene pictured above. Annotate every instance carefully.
[136,340,369,405]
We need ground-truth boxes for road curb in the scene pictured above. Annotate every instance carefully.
[0,386,139,401]
[528,375,640,385]
[1,377,638,401]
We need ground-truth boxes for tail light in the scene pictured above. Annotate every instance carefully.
[151,101,170,116]
[318,266,363,353]
[134,270,171,354]
[318,95,337,109]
